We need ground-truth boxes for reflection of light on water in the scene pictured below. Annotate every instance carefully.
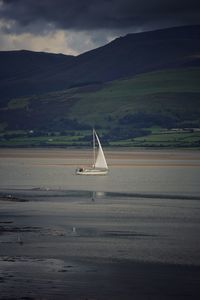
[95,191,105,197]
[71,226,77,236]
[91,191,106,202]
[92,191,105,198]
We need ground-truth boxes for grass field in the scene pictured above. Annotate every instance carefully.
[0,136,88,147]
[110,130,200,147]
[0,129,199,148]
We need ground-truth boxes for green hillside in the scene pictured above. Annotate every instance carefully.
[0,67,200,147]
[69,68,200,125]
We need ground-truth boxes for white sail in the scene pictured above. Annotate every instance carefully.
[94,131,108,169]
[76,129,108,175]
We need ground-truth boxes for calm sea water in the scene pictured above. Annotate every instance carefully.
[0,151,200,197]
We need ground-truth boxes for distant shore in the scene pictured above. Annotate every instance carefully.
[0,147,200,158]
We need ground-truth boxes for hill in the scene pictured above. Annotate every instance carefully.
[68,68,200,125]
[0,25,200,99]
[0,50,75,99]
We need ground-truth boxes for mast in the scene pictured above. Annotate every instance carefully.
[93,128,95,167]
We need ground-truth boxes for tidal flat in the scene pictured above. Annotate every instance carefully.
[0,148,200,299]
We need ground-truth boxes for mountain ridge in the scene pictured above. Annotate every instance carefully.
[0,25,200,99]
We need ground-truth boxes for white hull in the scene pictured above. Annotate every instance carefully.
[76,168,108,175]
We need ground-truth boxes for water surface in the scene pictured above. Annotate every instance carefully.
[0,149,200,299]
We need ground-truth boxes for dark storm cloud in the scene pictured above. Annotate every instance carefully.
[1,0,200,33]
[0,0,200,54]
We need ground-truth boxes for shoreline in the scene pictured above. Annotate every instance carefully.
[0,147,200,160]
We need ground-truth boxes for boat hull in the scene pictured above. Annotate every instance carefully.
[76,168,108,175]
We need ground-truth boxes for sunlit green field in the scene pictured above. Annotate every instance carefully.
[110,130,200,147]
[0,129,199,148]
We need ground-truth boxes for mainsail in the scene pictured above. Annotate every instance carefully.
[94,130,108,169]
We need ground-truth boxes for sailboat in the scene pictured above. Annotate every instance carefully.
[76,129,108,175]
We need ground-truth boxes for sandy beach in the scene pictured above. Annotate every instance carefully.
[0,147,200,161]
[0,148,200,299]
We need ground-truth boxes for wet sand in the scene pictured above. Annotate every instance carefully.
[1,255,200,300]
[1,189,200,299]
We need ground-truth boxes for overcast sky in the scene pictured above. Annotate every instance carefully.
[0,0,200,55]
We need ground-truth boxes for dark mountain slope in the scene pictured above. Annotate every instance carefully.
[73,25,200,81]
[1,67,199,132]
[0,25,200,100]
[43,25,200,87]
[0,50,74,80]
[0,50,75,99]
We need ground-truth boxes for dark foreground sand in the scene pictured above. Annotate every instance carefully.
[1,255,200,300]
[1,189,200,300]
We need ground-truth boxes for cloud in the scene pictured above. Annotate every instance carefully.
[0,21,117,55]
[1,0,200,31]
[0,29,74,55]
[0,0,200,54]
